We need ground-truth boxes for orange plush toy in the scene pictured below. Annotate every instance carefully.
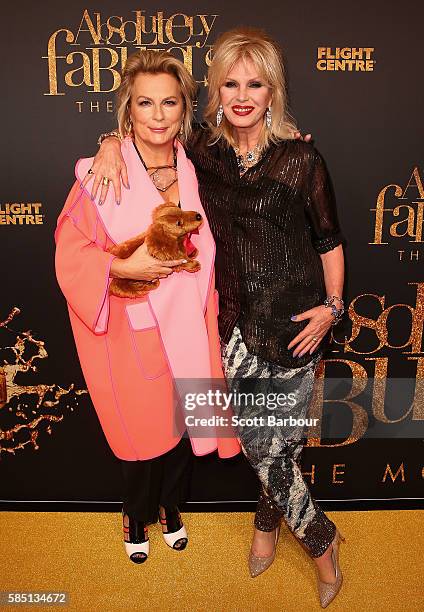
[108,202,202,298]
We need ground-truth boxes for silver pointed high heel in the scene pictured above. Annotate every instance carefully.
[317,529,345,608]
[248,525,280,578]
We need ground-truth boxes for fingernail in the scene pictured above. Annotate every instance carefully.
[290,315,297,321]
[91,194,95,201]
[98,200,103,206]
[299,351,305,357]
[116,200,120,206]
[126,183,130,189]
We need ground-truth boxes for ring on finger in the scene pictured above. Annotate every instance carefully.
[311,336,318,343]
[102,176,110,186]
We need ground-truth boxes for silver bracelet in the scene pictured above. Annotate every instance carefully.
[97,130,122,146]
[325,295,344,307]
[324,296,344,326]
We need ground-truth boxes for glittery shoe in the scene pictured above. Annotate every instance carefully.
[248,525,280,578]
[122,512,149,564]
[317,530,345,608]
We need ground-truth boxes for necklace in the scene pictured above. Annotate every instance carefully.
[133,141,178,192]
[233,144,262,175]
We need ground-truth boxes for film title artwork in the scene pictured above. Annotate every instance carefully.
[305,282,424,446]
[0,308,87,455]
[334,282,424,357]
[370,167,424,261]
[300,462,414,485]
[43,9,218,96]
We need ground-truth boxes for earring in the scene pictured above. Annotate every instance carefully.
[179,121,184,136]
[266,107,272,129]
[216,104,224,127]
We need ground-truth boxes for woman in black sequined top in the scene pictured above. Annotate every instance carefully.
[187,125,343,368]
[90,27,346,608]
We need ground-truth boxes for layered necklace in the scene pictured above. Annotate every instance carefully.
[133,141,178,192]
[233,143,262,176]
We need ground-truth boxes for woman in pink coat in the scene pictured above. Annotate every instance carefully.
[55,50,239,564]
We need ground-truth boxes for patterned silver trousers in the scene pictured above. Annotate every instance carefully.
[221,325,336,558]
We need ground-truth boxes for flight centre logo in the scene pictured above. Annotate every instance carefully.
[0,203,44,226]
[316,47,375,71]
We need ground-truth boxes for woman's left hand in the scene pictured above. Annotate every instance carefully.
[287,305,334,357]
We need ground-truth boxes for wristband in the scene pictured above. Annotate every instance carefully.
[97,130,122,146]
[326,295,344,307]
[324,296,344,326]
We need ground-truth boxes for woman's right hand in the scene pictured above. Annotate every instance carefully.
[82,137,129,205]
[294,131,312,142]
[111,242,187,281]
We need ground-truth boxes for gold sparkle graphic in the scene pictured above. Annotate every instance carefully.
[0,307,87,455]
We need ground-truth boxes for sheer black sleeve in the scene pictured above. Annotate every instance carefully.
[305,148,344,254]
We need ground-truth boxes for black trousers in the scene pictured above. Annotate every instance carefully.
[120,436,192,525]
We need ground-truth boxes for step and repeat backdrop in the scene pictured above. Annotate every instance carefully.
[1,0,423,508]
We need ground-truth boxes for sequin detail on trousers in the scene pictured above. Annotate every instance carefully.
[221,325,336,558]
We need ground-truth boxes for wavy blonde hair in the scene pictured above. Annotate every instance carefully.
[204,27,298,148]
[116,50,197,143]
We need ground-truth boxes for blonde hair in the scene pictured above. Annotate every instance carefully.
[204,27,298,148]
[116,50,197,143]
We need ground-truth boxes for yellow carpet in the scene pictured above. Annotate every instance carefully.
[0,510,423,611]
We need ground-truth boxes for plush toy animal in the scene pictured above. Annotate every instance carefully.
[108,202,202,298]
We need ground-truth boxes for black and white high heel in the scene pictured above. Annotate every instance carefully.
[122,512,149,563]
[159,507,188,551]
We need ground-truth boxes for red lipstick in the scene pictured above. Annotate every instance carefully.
[232,105,254,116]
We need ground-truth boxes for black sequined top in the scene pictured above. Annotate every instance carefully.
[186,125,344,368]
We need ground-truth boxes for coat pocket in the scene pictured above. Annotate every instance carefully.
[125,302,168,379]
[126,301,156,330]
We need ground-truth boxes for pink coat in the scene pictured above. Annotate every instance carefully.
[55,138,240,461]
